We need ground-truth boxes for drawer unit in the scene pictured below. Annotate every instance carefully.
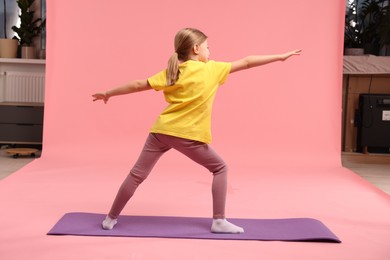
[0,105,44,124]
[0,104,44,144]
[0,124,43,142]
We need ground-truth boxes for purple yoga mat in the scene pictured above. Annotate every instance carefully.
[47,212,341,243]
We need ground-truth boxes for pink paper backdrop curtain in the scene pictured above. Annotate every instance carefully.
[43,0,344,168]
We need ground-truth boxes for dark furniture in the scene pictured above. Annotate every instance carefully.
[0,103,44,144]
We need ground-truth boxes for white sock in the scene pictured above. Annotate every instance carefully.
[211,219,244,234]
[102,216,117,230]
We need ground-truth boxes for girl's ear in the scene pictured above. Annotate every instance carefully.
[193,44,200,54]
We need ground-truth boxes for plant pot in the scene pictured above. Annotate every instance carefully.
[344,48,365,56]
[0,39,18,58]
[21,46,35,59]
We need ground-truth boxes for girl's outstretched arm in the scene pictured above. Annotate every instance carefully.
[230,49,302,74]
[92,79,152,104]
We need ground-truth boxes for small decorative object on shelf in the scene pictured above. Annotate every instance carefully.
[38,49,45,59]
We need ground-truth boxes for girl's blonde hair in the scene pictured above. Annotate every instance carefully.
[166,28,208,86]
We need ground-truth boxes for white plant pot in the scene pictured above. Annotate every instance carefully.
[21,46,35,59]
[0,39,18,58]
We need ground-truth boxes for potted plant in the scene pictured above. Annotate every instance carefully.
[344,0,385,55]
[0,0,18,58]
[12,0,45,59]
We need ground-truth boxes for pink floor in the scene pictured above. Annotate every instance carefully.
[1,154,390,259]
[1,1,390,259]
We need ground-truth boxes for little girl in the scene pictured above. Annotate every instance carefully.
[93,28,301,233]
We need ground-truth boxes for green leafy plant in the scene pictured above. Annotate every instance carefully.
[11,0,45,46]
[344,0,387,54]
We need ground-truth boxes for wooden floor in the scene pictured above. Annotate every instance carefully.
[1,147,389,194]
[341,152,390,194]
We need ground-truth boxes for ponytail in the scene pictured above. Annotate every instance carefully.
[166,28,208,86]
[167,52,179,86]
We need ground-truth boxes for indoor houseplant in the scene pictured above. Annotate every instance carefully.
[344,0,387,55]
[0,0,18,58]
[12,0,45,59]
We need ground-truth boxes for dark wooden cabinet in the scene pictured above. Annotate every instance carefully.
[0,103,44,144]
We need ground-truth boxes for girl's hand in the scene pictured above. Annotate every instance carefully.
[280,49,302,61]
[92,92,109,104]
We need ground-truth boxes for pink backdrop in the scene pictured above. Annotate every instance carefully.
[4,1,390,260]
[44,0,344,167]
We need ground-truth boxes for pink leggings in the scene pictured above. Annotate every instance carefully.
[108,133,228,219]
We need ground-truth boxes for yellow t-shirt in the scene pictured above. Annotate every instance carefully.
[147,60,231,144]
